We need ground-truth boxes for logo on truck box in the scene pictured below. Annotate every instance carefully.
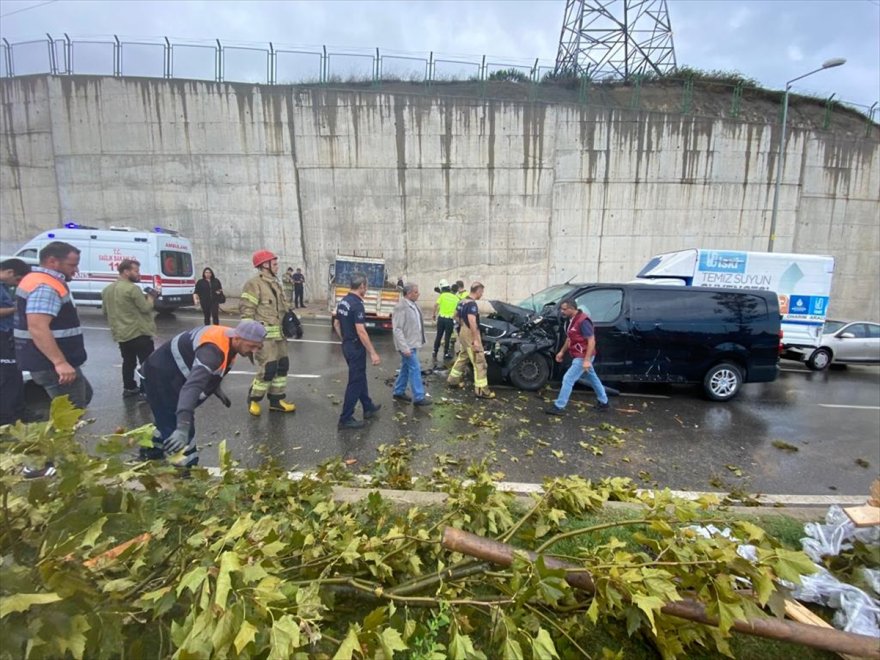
[698,251,747,273]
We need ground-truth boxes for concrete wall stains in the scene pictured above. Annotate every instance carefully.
[0,75,878,318]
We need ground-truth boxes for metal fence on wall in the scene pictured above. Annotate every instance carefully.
[1,34,877,131]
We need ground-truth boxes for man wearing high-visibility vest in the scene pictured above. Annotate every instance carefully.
[140,320,266,467]
[240,250,296,416]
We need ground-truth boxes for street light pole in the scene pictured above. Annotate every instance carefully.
[767,58,846,252]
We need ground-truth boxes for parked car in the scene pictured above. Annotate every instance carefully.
[803,320,880,370]
[483,282,782,401]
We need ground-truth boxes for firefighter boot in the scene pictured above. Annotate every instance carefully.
[248,401,262,416]
[269,398,296,413]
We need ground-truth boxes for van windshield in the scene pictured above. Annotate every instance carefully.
[517,284,577,312]
[161,251,193,278]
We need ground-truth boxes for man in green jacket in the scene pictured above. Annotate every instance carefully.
[101,259,158,397]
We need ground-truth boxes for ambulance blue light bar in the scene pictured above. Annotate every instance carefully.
[153,226,179,236]
[63,222,99,230]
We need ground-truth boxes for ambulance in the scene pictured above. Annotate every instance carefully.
[14,224,196,311]
[634,248,835,364]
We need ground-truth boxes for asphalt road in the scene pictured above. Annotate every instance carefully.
[22,307,880,497]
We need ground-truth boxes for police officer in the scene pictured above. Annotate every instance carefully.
[140,320,266,467]
[333,273,381,429]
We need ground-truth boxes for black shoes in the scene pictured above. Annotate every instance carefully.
[392,393,412,402]
[22,462,56,479]
[123,388,140,398]
[413,398,433,407]
[363,404,382,419]
[596,402,610,411]
[338,418,365,430]
[544,406,565,416]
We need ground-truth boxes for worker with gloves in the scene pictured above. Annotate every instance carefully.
[239,250,296,416]
[140,320,266,467]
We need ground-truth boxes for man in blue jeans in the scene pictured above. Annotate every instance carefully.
[545,299,609,415]
[392,283,432,406]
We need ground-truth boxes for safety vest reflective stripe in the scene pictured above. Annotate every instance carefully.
[13,327,83,340]
[170,333,191,377]
[240,292,259,305]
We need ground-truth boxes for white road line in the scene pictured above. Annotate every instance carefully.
[228,371,320,379]
[286,338,341,345]
[817,404,880,411]
[780,368,806,373]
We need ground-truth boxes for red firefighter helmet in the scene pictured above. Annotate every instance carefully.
[252,250,277,268]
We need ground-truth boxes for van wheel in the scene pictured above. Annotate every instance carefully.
[703,362,742,401]
[806,347,832,371]
[508,354,550,391]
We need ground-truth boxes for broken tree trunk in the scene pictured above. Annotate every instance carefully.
[441,527,880,659]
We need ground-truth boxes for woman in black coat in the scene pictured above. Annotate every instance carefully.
[193,267,224,325]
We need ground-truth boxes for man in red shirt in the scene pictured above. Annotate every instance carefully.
[545,299,609,414]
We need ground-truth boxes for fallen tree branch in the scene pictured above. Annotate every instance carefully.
[442,527,880,659]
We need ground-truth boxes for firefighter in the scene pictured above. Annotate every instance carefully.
[140,320,266,467]
[240,250,296,415]
[446,282,495,399]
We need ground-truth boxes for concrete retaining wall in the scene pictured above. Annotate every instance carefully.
[1,76,878,318]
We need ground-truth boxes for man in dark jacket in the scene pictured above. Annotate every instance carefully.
[140,320,266,467]
[0,258,31,425]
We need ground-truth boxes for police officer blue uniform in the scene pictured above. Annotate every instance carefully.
[336,290,380,428]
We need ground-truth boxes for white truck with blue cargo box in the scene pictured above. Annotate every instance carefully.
[327,254,400,330]
[13,224,196,312]
[634,248,835,369]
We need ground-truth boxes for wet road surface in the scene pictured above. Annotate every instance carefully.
[25,307,880,497]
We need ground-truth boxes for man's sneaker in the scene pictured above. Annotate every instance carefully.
[443,353,454,360]
[22,462,56,479]
[269,400,296,413]
[248,401,262,416]
[596,401,610,411]
[544,406,565,416]
[363,404,382,419]
[392,393,412,403]
[338,418,365,430]
[122,388,140,398]
[413,398,433,407]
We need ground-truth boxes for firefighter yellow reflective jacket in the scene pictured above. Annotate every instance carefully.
[239,271,287,340]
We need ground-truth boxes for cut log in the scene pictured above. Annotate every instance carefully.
[441,527,880,659]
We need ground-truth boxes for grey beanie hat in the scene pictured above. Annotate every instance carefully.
[226,319,267,342]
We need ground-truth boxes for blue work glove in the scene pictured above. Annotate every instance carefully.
[164,428,189,455]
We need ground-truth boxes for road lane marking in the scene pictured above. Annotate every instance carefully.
[817,404,880,411]
[228,371,320,378]
[286,338,341,345]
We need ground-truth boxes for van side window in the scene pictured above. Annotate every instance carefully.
[17,249,37,260]
[161,251,193,278]
[633,290,767,324]
[575,289,623,323]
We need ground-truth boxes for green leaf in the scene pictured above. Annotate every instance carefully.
[215,551,241,609]
[378,627,408,658]
[734,520,766,543]
[772,549,817,583]
[211,608,237,653]
[0,592,63,617]
[176,566,208,597]
[753,571,774,606]
[716,599,744,634]
[449,631,486,660]
[332,625,361,660]
[81,516,107,548]
[632,594,665,634]
[49,395,84,431]
[531,628,560,659]
[234,620,258,654]
[502,636,523,660]
[268,614,302,659]
[57,614,91,660]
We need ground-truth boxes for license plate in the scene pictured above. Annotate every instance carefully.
[164,296,181,302]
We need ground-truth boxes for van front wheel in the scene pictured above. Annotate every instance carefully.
[703,362,742,401]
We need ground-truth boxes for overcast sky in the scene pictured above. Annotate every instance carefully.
[1,0,878,109]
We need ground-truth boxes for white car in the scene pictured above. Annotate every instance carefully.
[806,320,880,370]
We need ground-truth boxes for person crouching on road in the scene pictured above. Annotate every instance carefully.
[140,320,266,467]
[447,282,495,399]
[392,283,432,406]
[240,250,296,416]
[431,279,457,364]
[333,273,382,429]
[545,299,609,415]
[101,259,158,397]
